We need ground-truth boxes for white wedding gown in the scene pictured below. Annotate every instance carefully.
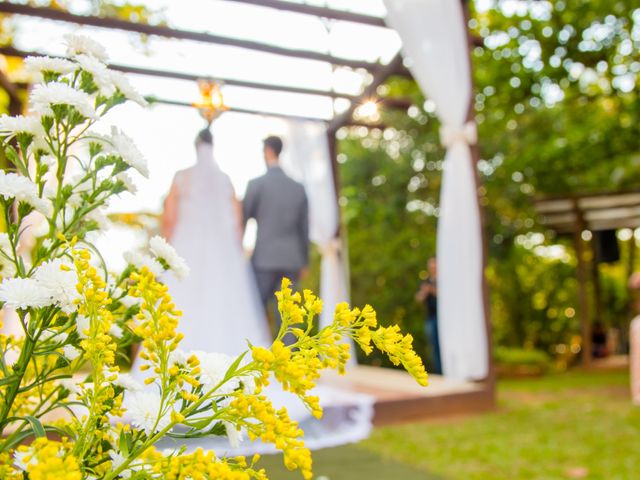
[134,144,374,454]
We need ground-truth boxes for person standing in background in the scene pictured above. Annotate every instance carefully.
[243,135,309,340]
[416,257,442,374]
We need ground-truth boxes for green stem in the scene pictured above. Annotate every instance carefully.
[0,327,36,437]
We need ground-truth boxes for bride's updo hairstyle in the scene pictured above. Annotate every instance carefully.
[195,128,213,146]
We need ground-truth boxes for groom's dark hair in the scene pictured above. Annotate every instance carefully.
[196,128,213,145]
[263,136,283,157]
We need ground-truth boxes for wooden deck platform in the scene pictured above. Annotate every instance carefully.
[323,365,495,425]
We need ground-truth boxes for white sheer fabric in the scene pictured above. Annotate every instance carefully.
[132,142,373,451]
[154,143,272,354]
[280,121,351,332]
[384,0,488,380]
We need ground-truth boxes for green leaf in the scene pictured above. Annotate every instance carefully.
[223,351,248,382]
[25,415,46,438]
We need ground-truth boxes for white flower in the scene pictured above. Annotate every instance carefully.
[124,391,172,435]
[0,233,16,278]
[30,81,98,120]
[109,450,125,468]
[149,236,189,280]
[0,277,55,309]
[60,377,79,396]
[0,114,45,137]
[0,170,53,216]
[223,421,244,449]
[193,351,237,393]
[109,323,124,338]
[76,314,90,339]
[109,127,149,177]
[39,329,68,344]
[110,70,148,106]
[115,172,137,194]
[169,349,188,367]
[75,54,115,96]
[24,56,76,79]
[34,258,80,314]
[13,449,29,471]
[123,251,163,277]
[113,373,142,392]
[85,207,110,231]
[63,344,82,361]
[64,33,109,62]
[120,294,141,309]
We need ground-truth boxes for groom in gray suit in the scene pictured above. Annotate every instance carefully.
[243,136,309,335]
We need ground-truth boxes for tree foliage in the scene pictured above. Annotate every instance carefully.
[339,0,640,361]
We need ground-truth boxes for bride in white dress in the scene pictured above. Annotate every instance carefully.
[135,128,373,453]
[159,128,271,354]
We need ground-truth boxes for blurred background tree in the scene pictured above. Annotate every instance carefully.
[338,0,640,370]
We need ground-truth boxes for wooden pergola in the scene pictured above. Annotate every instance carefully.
[0,0,495,421]
[535,190,640,365]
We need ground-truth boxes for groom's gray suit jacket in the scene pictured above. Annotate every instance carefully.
[243,166,309,272]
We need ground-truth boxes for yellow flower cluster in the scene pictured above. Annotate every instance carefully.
[370,326,429,387]
[150,448,268,480]
[74,247,117,368]
[128,268,183,386]
[15,438,82,480]
[228,393,312,480]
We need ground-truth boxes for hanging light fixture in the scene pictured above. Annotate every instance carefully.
[193,78,228,124]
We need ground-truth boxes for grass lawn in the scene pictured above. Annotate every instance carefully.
[262,368,639,479]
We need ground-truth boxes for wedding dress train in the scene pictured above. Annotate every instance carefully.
[132,143,374,454]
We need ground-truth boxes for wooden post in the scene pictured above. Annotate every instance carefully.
[573,203,592,366]
[462,1,495,397]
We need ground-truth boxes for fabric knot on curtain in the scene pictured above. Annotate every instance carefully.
[319,237,341,257]
[439,122,477,148]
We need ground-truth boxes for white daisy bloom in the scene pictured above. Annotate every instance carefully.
[149,236,189,280]
[120,294,141,309]
[109,323,124,338]
[0,233,16,278]
[0,277,55,309]
[223,421,244,449]
[34,258,80,314]
[123,251,163,277]
[75,54,116,96]
[110,70,148,106]
[76,314,90,339]
[23,56,76,79]
[39,330,68,344]
[0,170,54,217]
[124,391,172,435]
[109,450,125,468]
[30,81,98,120]
[13,449,30,471]
[192,351,237,394]
[113,373,143,392]
[109,127,149,177]
[64,33,109,62]
[115,171,138,194]
[63,344,82,361]
[85,207,110,231]
[0,114,45,137]
[169,349,188,368]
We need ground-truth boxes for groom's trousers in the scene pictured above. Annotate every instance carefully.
[254,269,300,343]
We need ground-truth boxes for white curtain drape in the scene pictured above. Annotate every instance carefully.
[384,0,488,380]
[280,120,352,335]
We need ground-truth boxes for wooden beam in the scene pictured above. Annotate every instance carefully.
[0,45,360,101]
[220,0,387,27]
[150,97,331,122]
[0,2,380,71]
[327,53,404,133]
